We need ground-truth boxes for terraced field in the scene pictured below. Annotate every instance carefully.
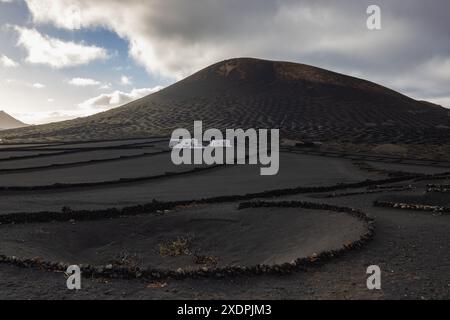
[0,137,449,300]
[0,148,383,213]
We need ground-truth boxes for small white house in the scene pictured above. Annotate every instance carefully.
[169,138,201,149]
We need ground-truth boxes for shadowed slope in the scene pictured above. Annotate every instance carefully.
[2,58,449,143]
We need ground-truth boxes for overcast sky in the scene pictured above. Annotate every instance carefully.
[0,0,449,124]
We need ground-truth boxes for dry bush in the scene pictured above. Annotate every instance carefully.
[159,236,192,257]
[194,254,219,267]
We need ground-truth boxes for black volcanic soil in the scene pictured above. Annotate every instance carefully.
[0,152,207,187]
[0,149,156,170]
[1,134,449,298]
[0,151,382,214]
[0,194,449,300]
[0,204,366,270]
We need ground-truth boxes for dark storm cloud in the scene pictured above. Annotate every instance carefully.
[25,0,450,106]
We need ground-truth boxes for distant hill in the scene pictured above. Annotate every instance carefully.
[1,58,450,144]
[0,111,28,130]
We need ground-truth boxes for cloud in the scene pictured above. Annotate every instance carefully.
[13,110,91,125]
[388,56,450,105]
[15,26,108,68]
[21,0,412,79]
[79,86,163,110]
[22,0,450,107]
[420,57,450,82]
[0,54,19,68]
[1,78,47,89]
[68,77,101,86]
[428,97,450,109]
[120,75,132,86]
[99,83,112,89]
[32,82,45,89]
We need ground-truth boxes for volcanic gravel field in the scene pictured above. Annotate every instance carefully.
[0,137,448,300]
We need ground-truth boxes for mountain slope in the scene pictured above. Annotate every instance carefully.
[1,58,449,143]
[0,111,28,130]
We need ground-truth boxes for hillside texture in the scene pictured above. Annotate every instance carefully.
[2,58,449,147]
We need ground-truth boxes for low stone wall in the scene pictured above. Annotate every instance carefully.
[315,186,413,198]
[0,150,168,174]
[0,200,374,280]
[426,184,450,193]
[0,176,416,225]
[0,163,223,191]
[352,161,414,177]
[414,173,450,182]
[374,200,450,214]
